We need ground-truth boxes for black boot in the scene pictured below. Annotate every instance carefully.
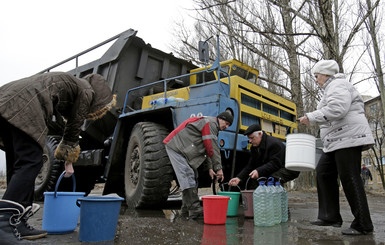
[16,203,47,240]
[0,199,24,242]
[182,188,203,219]
[179,202,189,218]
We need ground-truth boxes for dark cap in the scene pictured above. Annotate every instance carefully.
[217,111,233,126]
[244,124,261,135]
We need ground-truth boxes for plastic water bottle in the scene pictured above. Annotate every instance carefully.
[166,96,176,104]
[274,180,284,223]
[165,96,185,104]
[276,181,288,222]
[156,97,168,106]
[174,97,185,102]
[253,180,274,226]
[267,178,281,225]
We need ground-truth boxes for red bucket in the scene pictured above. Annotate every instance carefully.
[201,195,230,225]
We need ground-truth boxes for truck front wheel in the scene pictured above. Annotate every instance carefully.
[124,122,173,208]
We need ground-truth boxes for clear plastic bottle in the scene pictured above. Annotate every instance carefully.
[276,181,288,222]
[174,97,185,102]
[267,178,281,225]
[274,180,283,224]
[156,97,168,105]
[166,96,176,104]
[253,180,274,226]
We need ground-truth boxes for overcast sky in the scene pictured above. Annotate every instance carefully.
[0,1,380,172]
[0,0,195,171]
[0,0,194,85]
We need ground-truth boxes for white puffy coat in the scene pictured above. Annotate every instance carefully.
[306,73,374,153]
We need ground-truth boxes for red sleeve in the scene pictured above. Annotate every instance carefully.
[163,117,203,144]
[202,122,214,157]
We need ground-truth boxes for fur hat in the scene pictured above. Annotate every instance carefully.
[244,124,262,135]
[312,60,339,76]
[82,74,116,120]
[54,140,81,163]
[217,111,234,126]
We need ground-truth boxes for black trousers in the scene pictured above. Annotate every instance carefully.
[0,117,43,208]
[316,147,373,232]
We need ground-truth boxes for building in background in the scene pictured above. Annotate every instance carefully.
[363,95,385,190]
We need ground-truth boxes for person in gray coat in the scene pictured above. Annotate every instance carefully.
[299,60,374,235]
[0,72,116,241]
[163,111,233,219]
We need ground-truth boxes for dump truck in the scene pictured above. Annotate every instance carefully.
[34,29,297,208]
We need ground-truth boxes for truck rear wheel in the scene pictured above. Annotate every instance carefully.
[124,122,173,208]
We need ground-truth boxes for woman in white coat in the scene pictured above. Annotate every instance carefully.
[299,60,374,235]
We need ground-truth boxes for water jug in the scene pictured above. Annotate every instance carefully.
[267,178,281,224]
[253,180,274,226]
[276,181,288,222]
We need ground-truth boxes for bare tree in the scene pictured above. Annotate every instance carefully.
[171,0,381,188]
[359,0,385,189]
[361,0,385,122]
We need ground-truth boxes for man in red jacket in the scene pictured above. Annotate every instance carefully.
[163,111,233,219]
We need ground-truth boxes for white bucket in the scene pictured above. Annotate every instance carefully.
[285,133,316,171]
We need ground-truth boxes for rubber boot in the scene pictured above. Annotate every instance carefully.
[16,203,47,240]
[182,188,203,219]
[179,202,189,218]
[0,199,24,242]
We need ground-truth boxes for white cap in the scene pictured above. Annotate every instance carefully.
[312,60,339,76]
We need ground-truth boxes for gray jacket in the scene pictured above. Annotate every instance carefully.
[163,116,222,171]
[306,73,374,152]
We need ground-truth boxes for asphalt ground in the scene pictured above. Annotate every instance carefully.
[1,186,385,245]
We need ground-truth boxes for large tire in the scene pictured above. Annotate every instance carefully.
[124,122,173,208]
[34,136,62,200]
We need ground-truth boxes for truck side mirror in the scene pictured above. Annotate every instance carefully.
[198,41,209,63]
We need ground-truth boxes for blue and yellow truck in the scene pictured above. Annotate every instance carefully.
[34,29,297,208]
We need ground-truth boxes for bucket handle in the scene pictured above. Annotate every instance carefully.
[244,177,252,190]
[219,182,241,192]
[54,171,76,198]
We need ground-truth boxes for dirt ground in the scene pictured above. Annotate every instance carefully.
[1,182,385,245]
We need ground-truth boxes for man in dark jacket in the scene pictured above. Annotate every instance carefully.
[0,72,115,241]
[361,164,373,189]
[163,111,233,219]
[229,124,299,188]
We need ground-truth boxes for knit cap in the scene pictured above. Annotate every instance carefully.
[217,111,234,126]
[312,60,339,76]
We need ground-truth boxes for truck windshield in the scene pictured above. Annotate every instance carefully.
[231,65,257,84]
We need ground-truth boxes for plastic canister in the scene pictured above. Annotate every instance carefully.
[285,133,316,171]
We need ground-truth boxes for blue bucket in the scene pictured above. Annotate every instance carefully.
[77,196,124,242]
[42,171,85,234]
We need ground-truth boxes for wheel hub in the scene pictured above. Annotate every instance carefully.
[129,146,140,186]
